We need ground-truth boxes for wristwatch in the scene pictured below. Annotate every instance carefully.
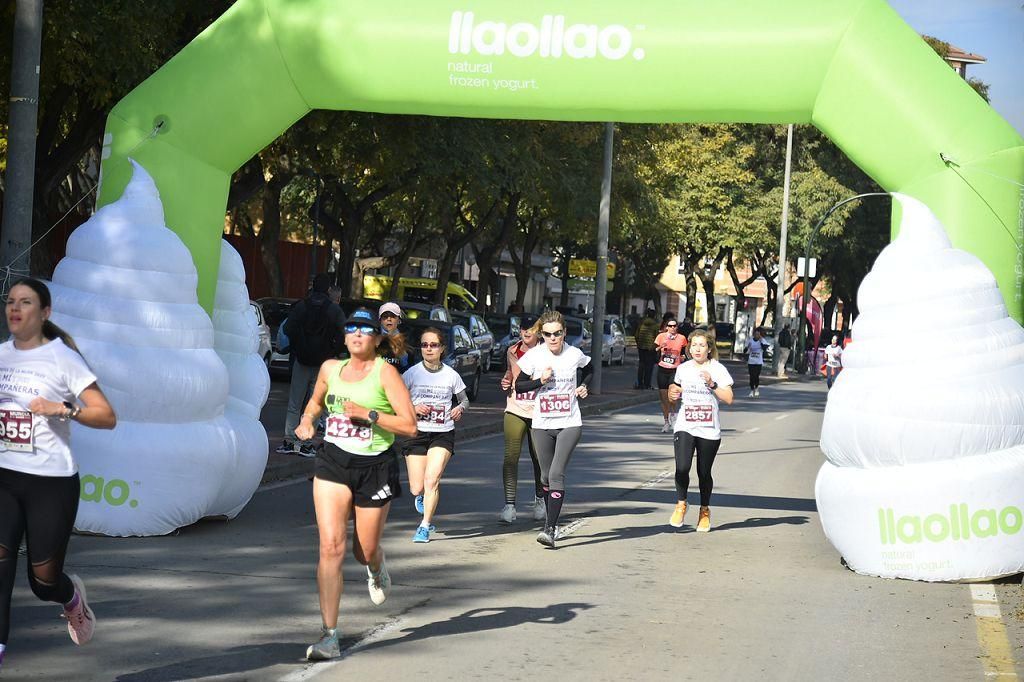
[708,381,718,390]
[60,400,81,422]
[367,410,379,424]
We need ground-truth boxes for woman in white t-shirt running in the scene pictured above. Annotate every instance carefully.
[514,311,592,548]
[824,335,843,389]
[0,279,116,669]
[402,328,470,543]
[667,329,734,532]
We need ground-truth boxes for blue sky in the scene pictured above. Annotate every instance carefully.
[887,0,1024,135]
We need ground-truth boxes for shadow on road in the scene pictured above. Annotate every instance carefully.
[114,642,309,681]
[710,515,810,532]
[357,602,596,653]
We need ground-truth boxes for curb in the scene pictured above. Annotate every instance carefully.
[259,391,661,485]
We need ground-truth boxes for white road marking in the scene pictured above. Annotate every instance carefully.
[774,413,791,421]
[746,427,761,434]
[639,470,673,489]
[969,583,1019,679]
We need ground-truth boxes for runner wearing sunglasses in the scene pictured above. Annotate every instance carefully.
[513,311,592,548]
[295,307,417,660]
[401,328,470,543]
[654,317,688,433]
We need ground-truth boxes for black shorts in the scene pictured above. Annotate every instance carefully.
[402,429,456,456]
[657,366,677,390]
[315,443,402,508]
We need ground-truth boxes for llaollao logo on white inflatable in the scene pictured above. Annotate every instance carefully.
[80,475,140,509]
[448,11,645,61]
[878,504,1023,545]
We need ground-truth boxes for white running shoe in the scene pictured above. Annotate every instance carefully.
[660,422,671,433]
[499,504,517,523]
[533,496,546,521]
[749,390,755,398]
[754,388,760,398]
[366,550,390,605]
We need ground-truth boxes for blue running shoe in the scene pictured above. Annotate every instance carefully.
[414,495,424,514]
[413,525,430,543]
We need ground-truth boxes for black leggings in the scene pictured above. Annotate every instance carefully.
[673,432,722,507]
[747,364,762,390]
[0,468,80,645]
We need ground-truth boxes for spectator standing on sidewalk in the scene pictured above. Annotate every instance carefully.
[634,309,659,390]
[776,325,792,378]
[277,273,345,457]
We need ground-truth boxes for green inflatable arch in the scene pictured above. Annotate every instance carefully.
[98,0,1024,320]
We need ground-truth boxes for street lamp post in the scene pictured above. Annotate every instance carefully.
[796,192,889,372]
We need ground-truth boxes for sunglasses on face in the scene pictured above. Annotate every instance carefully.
[344,324,377,335]
[541,330,564,338]
[666,323,677,328]
[420,342,442,349]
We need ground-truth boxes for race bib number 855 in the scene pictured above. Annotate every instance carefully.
[0,409,34,452]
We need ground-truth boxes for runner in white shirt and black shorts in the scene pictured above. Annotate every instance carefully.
[514,311,592,549]
[402,327,470,544]
[667,328,734,533]
[0,279,117,669]
[744,328,768,398]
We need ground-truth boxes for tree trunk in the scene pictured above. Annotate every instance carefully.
[684,274,696,322]
[472,192,520,312]
[822,292,839,335]
[259,179,286,296]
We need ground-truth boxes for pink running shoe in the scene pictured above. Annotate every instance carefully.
[63,574,95,645]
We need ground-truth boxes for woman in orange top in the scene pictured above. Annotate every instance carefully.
[654,317,688,433]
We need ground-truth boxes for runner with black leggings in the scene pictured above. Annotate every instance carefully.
[0,279,116,670]
[666,329,734,532]
[514,311,592,548]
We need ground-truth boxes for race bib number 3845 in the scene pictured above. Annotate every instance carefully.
[0,409,34,452]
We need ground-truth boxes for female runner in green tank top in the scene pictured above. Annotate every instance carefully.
[294,308,417,661]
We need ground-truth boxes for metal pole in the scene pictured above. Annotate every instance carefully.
[796,192,889,372]
[0,0,44,302]
[772,124,794,375]
[590,122,614,395]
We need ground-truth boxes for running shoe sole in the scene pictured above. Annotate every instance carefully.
[65,574,95,645]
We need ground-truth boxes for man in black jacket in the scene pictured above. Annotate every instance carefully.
[276,273,346,456]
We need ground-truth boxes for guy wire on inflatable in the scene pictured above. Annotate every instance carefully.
[68,0,1020,577]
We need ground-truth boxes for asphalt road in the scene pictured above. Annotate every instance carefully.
[5,372,1022,680]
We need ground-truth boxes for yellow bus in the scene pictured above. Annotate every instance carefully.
[363,275,478,311]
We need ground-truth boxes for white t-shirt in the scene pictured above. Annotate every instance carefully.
[672,360,734,440]
[517,344,591,430]
[0,338,98,476]
[824,344,843,368]
[403,362,467,432]
[745,339,766,366]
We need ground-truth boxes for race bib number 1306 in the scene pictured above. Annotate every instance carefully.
[538,393,572,416]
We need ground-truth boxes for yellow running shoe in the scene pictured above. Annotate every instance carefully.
[696,506,711,533]
[669,501,687,528]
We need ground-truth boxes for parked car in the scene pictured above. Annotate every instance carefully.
[563,315,592,355]
[257,296,298,377]
[398,301,452,323]
[400,319,482,400]
[452,311,495,372]
[601,315,627,366]
[713,322,736,357]
[250,301,273,369]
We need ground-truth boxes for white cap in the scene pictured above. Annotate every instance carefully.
[378,302,403,319]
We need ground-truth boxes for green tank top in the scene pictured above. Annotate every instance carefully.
[324,357,395,455]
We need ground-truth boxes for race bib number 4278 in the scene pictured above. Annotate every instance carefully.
[0,409,34,452]
[325,414,371,443]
